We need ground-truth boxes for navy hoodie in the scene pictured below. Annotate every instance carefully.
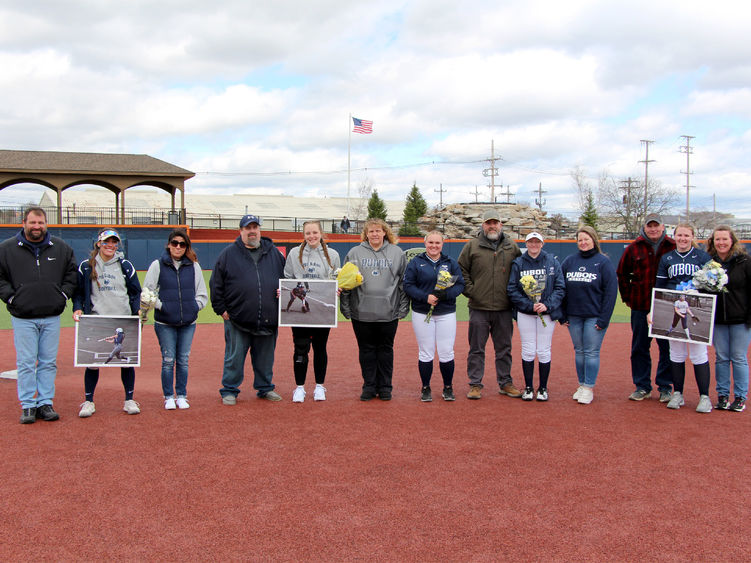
[403,252,465,316]
[507,249,566,321]
[560,249,618,328]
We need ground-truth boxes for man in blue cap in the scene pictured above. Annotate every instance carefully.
[210,214,286,404]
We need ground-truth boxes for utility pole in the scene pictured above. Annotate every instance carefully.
[639,139,655,218]
[619,177,638,233]
[470,185,482,203]
[534,182,547,211]
[680,135,695,221]
[483,139,501,203]
[434,183,446,208]
[497,184,514,204]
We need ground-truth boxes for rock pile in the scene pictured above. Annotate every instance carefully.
[418,203,554,239]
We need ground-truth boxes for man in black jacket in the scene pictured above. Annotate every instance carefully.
[0,207,77,424]
[210,214,286,405]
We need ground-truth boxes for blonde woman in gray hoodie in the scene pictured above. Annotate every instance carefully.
[284,221,341,402]
[340,218,409,401]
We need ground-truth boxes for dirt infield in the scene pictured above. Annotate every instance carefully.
[1,321,748,561]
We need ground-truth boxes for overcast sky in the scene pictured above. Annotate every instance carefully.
[1,0,749,218]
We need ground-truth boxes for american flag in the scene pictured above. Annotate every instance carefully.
[352,117,373,134]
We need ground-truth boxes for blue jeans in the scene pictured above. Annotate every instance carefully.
[567,316,608,388]
[11,315,61,408]
[713,323,751,400]
[154,322,196,398]
[630,309,672,392]
[220,320,277,397]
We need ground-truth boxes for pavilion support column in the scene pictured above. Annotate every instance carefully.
[115,192,120,225]
[56,188,62,225]
[121,189,125,224]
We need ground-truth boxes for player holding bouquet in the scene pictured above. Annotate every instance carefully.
[403,231,464,402]
[655,223,712,412]
[508,232,565,401]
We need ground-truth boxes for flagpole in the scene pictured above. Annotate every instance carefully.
[347,113,351,217]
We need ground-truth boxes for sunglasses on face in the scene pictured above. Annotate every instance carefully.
[169,240,187,248]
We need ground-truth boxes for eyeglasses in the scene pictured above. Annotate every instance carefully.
[169,240,187,248]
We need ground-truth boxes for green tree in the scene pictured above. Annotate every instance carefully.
[579,189,599,232]
[399,183,428,236]
[367,189,387,221]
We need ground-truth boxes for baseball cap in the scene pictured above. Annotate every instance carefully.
[98,229,121,243]
[644,213,662,225]
[525,232,544,242]
[482,209,502,223]
[240,214,263,227]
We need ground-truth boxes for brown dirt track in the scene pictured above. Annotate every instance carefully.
[1,321,749,562]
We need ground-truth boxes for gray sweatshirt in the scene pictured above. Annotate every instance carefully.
[340,240,409,322]
[143,259,209,316]
[90,252,130,316]
[284,244,341,280]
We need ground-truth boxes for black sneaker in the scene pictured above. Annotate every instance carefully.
[729,398,746,412]
[420,386,432,402]
[35,404,60,421]
[360,389,376,401]
[442,387,456,401]
[20,407,37,424]
[716,395,730,410]
[378,391,392,401]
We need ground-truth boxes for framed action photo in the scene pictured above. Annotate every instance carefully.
[648,288,716,345]
[74,315,142,367]
[279,279,338,328]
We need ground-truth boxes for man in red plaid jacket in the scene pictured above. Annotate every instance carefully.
[617,214,676,402]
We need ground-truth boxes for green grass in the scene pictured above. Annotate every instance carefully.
[0,271,631,329]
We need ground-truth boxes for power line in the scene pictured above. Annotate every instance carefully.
[197,159,484,177]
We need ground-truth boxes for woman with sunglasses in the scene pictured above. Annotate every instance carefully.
[143,229,208,410]
[73,229,142,417]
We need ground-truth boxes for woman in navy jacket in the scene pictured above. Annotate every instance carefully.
[403,231,465,402]
[143,229,208,410]
[560,226,618,405]
[508,232,565,401]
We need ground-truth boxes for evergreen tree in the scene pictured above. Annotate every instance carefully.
[367,189,388,221]
[399,183,428,236]
[579,189,599,232]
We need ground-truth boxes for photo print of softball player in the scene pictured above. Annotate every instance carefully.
[278,279,338,328]
[666,294,698,339]
[286,281,310,313]
[74,315,141,367]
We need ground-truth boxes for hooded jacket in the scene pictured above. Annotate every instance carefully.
[712,252,751,325]
[73,253,141,315]
[457,229,521,311]
[284,243,341,280]
[403,251,465,316]
[0,230,77,319]
[339,240,409,322]
[507,249,566,321]
[209,236,285,331]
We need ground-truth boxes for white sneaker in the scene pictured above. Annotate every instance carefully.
[79,401,96,418]
[314,384,327,401]
[164,397,176,410]
[577,387,594,404]
[696,394,712,413]
[176,397,190,409]
[667,391,685,409]
[573,386,583,401]
[292,386,306,403]
[123,400,141,415]
[521,387,534,401]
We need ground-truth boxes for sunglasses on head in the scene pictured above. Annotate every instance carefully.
[169,240,187,248]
